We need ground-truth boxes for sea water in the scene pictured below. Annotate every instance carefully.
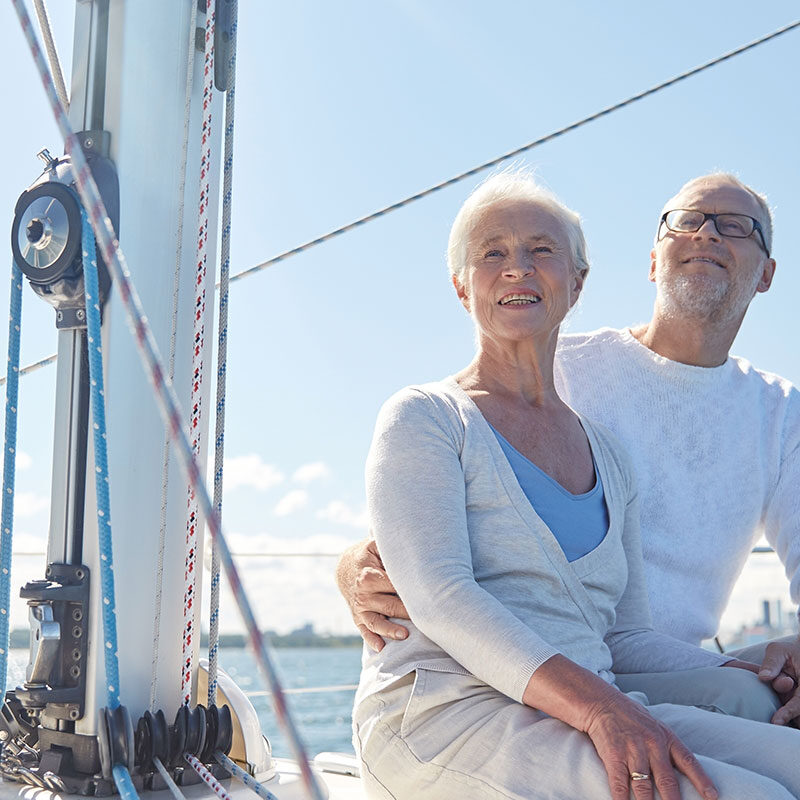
[7,646,361,759]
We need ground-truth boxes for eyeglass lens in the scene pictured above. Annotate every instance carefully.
[665,210,754,238]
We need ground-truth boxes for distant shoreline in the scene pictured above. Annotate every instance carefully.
[8,628,362,650]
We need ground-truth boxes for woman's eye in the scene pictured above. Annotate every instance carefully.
[531,246,553,255]
[484,249,504,258]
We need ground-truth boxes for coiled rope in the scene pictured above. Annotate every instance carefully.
[12,4,324,798]
[208,0,239,708]
[226,19,800,285]
[0,264,23,694]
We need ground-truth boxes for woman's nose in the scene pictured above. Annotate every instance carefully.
[505,250,534,276]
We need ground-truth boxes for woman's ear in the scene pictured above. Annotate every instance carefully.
[569,271,585,307]
[453,273,470,311]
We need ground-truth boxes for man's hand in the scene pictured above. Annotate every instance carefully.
[335,539,410,652]
[757,639,800,726]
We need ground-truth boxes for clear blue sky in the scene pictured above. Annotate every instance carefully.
[1,2,798,634]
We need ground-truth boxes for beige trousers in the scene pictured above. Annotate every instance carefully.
[354,669,800,800]
[615,636,796,723]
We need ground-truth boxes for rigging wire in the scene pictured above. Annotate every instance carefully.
[32,0,68,110]
[152,0,199,714]
[11,5,325,798]
[5,20,799,384]
[208,0,239,708]
[0,352,56,386]
[225,19,800,285]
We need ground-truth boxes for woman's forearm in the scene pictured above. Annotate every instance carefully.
[522,653,619,729]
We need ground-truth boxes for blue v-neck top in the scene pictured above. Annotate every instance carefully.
[491,426,609,562]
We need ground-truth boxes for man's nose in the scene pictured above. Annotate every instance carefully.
[692,217,721,242]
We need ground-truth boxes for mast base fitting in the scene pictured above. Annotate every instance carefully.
[16,563,90,721]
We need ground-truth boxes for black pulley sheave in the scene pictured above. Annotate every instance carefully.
[9,141,119,329]
[11,179,82,285]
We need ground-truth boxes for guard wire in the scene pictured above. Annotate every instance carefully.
[226,19,800,285]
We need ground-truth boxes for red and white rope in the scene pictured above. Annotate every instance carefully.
[182,0,216,707]
[184,754,231,800]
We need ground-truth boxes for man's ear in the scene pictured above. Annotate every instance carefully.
[453,274,470,311]
[649,248,657,283]
[756,258,776,294]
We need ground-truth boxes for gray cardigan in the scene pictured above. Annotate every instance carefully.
[358,379,728,706]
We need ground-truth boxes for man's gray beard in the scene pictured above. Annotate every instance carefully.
[656,271,759,325]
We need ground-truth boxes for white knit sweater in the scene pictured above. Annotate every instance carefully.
[555,327,800,645]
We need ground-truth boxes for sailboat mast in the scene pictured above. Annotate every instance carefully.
[62,0,223,733]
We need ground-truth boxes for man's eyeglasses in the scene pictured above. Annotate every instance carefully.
[658,209,770,256]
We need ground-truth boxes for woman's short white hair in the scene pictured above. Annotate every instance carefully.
[447,169,590,284]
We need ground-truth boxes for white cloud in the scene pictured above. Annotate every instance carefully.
[201,531,361,635]
[223,455,284,491]
[317,500,368,530]
[15,451,32,471]
[292,462,330,484]
[274,489,309,517]
[14,492,49,518]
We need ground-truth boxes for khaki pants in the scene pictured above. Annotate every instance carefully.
[615,636,796,723]
[354,669,800,800]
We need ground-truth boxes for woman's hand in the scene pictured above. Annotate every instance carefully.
[583,690,718,800]
[523,655,717,800]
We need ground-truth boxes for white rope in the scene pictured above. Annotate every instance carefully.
[182,0,216,707]
[32,0,68,110]
[152,757,186,800]
[151,0,198,712]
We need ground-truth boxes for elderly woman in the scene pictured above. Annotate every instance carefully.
[352,173,799,800]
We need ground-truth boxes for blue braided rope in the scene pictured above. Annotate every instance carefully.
[209,0,238,709]
[112,764,139,800]
[81,214,121,709]
[214,751,278,800]
[82,215,139,799]
[0,263,23,693]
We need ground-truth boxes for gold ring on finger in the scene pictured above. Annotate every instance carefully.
[630,772,651,782]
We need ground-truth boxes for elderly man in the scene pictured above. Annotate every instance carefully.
[337,172,800,726]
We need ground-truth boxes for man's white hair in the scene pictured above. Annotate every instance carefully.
[447,168,590,284]
[658,172,774,254]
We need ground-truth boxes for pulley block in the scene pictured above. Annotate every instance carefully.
[97,705,134,780]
